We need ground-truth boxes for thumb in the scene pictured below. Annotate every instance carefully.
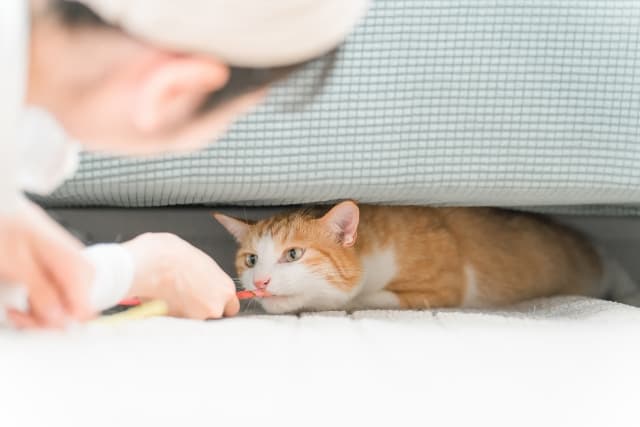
[223,294,240,317]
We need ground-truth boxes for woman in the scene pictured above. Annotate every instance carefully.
[0,0,368,328]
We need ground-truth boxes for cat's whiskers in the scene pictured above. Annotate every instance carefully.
[310,266,364,274]
[246,297,258,313]
[231,277,268,313]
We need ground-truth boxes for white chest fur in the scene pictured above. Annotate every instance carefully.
[360,248,398,293]
[461,264,480,308]
[347,248,401,310]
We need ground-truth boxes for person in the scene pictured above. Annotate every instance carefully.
[0,0,368,329]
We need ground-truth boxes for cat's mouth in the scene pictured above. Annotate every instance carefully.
[237,289,273,299]
[259,292,301,302]
[262,294,289,299]
[238,289,295,300]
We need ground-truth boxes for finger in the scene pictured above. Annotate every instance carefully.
[25,202,92,318]
[14,242,67,327]
[224,295,240,317]
[183,306,218,321]
[0,204,90,323]
[6,309,40,330]
[204,300,226,320]
[31,230,93,319]
[28,281,65,328]
[47,254,93,320]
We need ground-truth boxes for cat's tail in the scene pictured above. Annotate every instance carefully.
[598,249,640,306]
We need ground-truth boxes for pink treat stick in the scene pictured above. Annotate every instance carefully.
[236,290,272,300]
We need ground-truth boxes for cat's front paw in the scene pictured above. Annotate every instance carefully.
[345,291,402,311]
[259,295,307,314]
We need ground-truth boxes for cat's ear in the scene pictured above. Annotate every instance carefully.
[213,213,251,242]
[320,201,360,247]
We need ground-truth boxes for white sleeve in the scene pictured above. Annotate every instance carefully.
[17,108,80,196]
[0,0,29,215]
[84,244,136,311]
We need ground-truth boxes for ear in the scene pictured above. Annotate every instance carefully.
[319,201,360,247]
[132,54,230,134]
[213,213,251,242]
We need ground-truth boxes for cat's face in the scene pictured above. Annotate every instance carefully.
[215,202,362,314]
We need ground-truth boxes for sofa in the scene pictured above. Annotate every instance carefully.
[7,1,640,426]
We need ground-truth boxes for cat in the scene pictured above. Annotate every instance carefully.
[214,201,639,314]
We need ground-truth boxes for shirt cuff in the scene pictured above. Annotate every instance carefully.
[84,243,135,312]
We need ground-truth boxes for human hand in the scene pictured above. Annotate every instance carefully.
[0,202,93,329]
[122,233,240,319]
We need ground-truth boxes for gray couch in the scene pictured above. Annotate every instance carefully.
[38,0,640,278]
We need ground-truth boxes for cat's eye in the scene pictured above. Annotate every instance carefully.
[284,248,305,263]
[245,254,258,268]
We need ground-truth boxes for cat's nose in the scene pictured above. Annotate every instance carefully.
[254,277,271,290]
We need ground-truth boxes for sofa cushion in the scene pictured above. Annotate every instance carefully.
[41,0,640,214]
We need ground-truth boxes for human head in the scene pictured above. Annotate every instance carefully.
[27,0,368,155]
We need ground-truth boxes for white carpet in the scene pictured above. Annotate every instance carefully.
[1,296,639,427]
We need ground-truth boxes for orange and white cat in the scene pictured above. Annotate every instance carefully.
[215,201,638,314]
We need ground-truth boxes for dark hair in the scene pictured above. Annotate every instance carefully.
[50,1,335,112]
[49,0,109,27]
[199,54,336,112]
